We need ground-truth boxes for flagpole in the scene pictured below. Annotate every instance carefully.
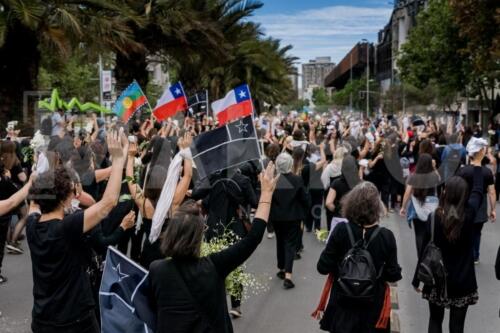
[246,84,264,167]
[135,79,154,115]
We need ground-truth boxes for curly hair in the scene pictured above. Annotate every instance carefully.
[29,167,74,214]
[341,181,382,226]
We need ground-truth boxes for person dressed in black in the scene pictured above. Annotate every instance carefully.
[325,155,360,230]
[25,130,128,333]
[270,153,310,289]
[400,153,440,261]
[317,181,402,333]
[148,163,278,333]
[415,147,485,333]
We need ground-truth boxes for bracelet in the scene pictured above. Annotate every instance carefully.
[259,201,271,205]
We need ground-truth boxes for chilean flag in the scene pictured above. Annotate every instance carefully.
[212,84,254,126]
[153,82,188,121]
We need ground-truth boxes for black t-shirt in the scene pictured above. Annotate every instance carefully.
[330,177,351,217]
[457,165,494,223]
[302,161,324,192]
[26,211,95,325]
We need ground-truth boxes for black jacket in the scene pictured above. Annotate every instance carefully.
[148,219,266,333]
[269,173,310,222]
[317,222,402,333]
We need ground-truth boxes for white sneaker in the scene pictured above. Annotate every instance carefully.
[267,232,275,239]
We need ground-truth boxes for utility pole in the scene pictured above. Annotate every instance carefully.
[362,39,370,119]
[98,55,104,118]
[349,52,353,112]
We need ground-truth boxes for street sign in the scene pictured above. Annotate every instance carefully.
[102,70,112,93]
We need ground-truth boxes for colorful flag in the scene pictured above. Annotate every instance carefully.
[112,81,148,123]
[99,246,155,333]
[190,115,261,179]
[211,84,253,126]
[187,90,208,117]
[153,82,188,121]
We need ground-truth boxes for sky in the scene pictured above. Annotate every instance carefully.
[254,0,394,67]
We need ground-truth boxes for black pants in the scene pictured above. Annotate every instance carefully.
[0,217,9,275]
[428,302,468,333]
[305,189,324,231]
[413,218,427,259]
[32,310,100,333]
[274,220,301,274]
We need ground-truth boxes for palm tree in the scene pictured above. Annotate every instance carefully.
[0,0,140,123]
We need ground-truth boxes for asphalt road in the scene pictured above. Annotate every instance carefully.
[1,210,500,333]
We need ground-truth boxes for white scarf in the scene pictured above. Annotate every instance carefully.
[149,148,192,243]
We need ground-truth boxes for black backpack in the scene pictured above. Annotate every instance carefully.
[417,213,447,297]
[337,224,382,303]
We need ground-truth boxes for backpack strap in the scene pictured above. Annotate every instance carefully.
[364,226,381,249]
[345,223,356,248]
[430,212,435,242]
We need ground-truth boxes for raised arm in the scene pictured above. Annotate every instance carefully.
[171,133,193,213]
[83,130,128,233]
[126,141,154,217]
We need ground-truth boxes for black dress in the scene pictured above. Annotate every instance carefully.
[419,166,484,307]
[148,218,267,333]
[317,222,402,333]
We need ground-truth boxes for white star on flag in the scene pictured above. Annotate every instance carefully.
[238,90,246,99]
[112,263,129,282]
[175,88,181,96]
[235,120,248,133]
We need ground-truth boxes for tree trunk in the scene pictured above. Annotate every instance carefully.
[114,51,149,93]
[0,22,40,130]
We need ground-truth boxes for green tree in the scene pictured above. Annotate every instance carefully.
[0,1,140,123]
[331,76,379,113]
[312,87,330,106]
[397,0,470,110]
[449,0,500,111]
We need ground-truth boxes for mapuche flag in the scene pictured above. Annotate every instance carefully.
[99,246,155,333]
[112,81,148,123]
[211,84,253,126]
[190,115,261,179]
[153,82,188,121]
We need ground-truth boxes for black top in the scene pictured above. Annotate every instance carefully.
[419,166,484,298]
[192,172,258,239]
[329,177,351,217]
[26,211,95,325]
[317,222,402,332]
[148,218,267,333]
[457,165,493,223]
[302,161,323,192]
[269,173,310,222]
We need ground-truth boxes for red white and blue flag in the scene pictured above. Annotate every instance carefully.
[153,82,188,121]
[211,84,254,126]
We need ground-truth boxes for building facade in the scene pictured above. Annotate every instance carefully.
[302,57,335,94]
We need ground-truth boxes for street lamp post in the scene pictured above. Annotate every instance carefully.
[349,52,353,112]
[362,39,370,119]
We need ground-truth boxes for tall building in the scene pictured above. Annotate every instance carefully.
[376,0,428,91]
[302,57,335,94]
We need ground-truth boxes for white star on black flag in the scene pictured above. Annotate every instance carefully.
[190,115,261,179]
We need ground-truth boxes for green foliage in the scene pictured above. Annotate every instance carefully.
[312,87,331,106]
[331,76,380,112]
[397,0,478,110]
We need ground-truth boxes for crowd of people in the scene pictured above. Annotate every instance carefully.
[0,108,500,333]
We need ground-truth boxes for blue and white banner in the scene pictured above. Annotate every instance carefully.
[99,247,155,333]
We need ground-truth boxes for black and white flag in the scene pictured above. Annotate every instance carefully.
[190,115,261,179]
[187,90,208,117]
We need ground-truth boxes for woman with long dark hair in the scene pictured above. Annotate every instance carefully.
[415,148,485,333]
[400,153,440,257]
[148,163,278,333]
